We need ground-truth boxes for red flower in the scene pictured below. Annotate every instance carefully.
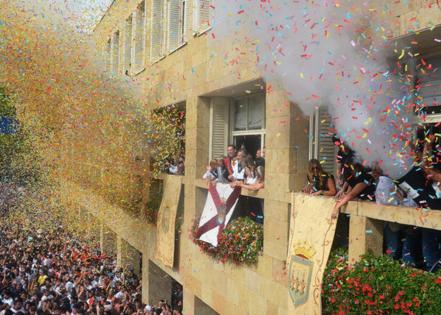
[394,304,400,310]
[412,297,420,308]
[435,276,441,284]
[379,294,385,300]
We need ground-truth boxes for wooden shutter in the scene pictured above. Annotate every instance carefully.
[210,97,229,160]
[151,0,164,61]
[317,107,336,175]
[198,0,210,32]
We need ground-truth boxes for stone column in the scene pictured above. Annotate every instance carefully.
[183,288,196,315]
[264,85,309,261]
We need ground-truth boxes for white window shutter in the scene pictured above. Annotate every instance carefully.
[181,0,188,44]
[210,97,229,160]
[151,0,164,61]
[198,0,210,32]
[134,2,146,70]
[168,0,180,51]
[124,16,133,75]
[192,0,200,34]
[317,106,336,175]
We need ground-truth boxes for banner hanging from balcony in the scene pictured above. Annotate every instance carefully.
[287,194,337,315]
[195,183,241,247]
[155,175,182,268]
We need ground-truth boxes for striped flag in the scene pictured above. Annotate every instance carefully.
[195,182,241,247]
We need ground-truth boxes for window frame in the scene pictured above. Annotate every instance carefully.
[133,0,147,74]
[167,0,188,54]
[192,0,212,36]
[124,15,133,76]
[229,93,266,152]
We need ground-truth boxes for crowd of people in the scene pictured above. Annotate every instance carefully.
[304,126,441,272]
[0,224,182,315]
[202,145,265,191]
[164,155,185,176]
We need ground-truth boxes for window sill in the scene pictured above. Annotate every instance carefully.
[195,179,265,199]
[151,55,166,65]
[130,66,146,76]
[168,42,187,56]
[193,26,212,37]
[153,173,185,182]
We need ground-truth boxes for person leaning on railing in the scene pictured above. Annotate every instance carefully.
[420,130,441,271]
[235,157,265,191]
[332,162,376,219]
[303,159,337,197]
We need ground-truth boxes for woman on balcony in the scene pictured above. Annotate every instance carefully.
[304,159,337,197]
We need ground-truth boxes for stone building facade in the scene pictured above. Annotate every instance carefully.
[62,1,441,314]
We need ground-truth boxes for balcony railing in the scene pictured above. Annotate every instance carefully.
[340,198,441,263]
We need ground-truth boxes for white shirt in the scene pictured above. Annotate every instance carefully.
[232,160,244,180]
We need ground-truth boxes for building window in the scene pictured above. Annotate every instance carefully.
[124,15,133,75]
[309,106,336,175]
[167,0,187,52]
[230,94,265,156]
[151,0,165,61]
[193,0,211,34]
[209,94,266,159]
[416,55,441,121]
[111,31,120,75]
[134,1,146,71]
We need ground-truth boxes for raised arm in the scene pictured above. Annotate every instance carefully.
[331,182,367,219]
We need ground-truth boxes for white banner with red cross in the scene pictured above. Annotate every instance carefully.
[195,182,241,247]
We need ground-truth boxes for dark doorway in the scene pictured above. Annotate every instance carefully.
[233,134,261,157]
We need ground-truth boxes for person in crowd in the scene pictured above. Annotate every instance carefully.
[215,157,229,184]
[420,126,441,271]
[333,135,355,188]
[255,148,265,168]
[176,156,185,175]
[303,159,337,196]
[164,155,185,176]
[332,162,376,219]
[202,160,218,182]
[231,157,265,223]
[373,163,420,266]
[229,150,245,182]
[224,145,237,177]
[202,158,229,184]
[232,156,265,191]
[0,224,183,315]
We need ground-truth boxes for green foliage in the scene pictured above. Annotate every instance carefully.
[323,251,441,314]
[193,217,264,265]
